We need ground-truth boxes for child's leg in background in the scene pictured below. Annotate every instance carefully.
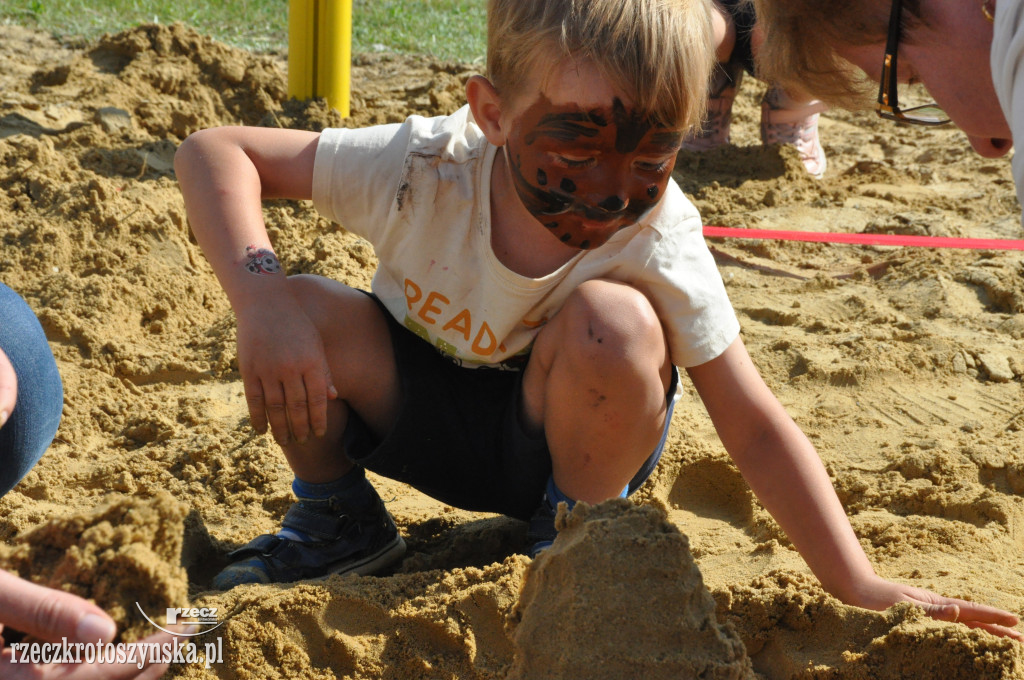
[711,1,736,63]
[749,26,829,178]
[686,1,828,178]
[682,0,750,151]
[520,279,672,504]
[0,282,63,497]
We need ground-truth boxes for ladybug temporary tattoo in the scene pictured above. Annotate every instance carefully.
[244,246,282,275]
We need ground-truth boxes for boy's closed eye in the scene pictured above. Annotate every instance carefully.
[554,155,597,169]
[634,157,674,173]
[551,153,674,173]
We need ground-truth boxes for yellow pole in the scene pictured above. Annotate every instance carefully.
[317,0,352,117]
[287,0,313,101]
[289,0,351,116]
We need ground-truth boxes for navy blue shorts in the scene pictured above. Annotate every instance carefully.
[343,293,680,521]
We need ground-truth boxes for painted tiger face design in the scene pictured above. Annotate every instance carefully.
[504,94,683,250]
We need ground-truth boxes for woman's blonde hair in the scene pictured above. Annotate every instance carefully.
[752,0,925,109]
[486,0,716,131]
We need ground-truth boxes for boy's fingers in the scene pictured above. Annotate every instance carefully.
[958,601,1020,626]
[282,377,312,444]
[919,602,958,623]
[110,630,178,679]
[261,381,290,445]
[135,660,173,680]
[303,372,330,439]
[916,597,1023,640]
[0,569,116,644]
[242,375,268,434]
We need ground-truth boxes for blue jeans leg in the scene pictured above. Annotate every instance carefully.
[0,282,63,497]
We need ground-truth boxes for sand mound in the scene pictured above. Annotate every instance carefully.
[1,21,1023,679]
[0,492,190,641]
[189,558,525,680]
[508,500,753,679]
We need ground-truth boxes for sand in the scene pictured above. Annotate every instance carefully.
[0,22,1022,679]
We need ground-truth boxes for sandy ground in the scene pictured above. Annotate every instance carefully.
[1,22,1023,679]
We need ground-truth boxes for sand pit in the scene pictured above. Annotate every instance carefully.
[0,21,1022,679]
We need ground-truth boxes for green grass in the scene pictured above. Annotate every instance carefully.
[0,0,487,62]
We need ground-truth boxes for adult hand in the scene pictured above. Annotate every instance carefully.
[0,347,16,430]
[0,569,179,678]
[235,298,337,446]
[850,574,1023,640]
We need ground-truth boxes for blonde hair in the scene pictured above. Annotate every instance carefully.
[486,0,716,130]
[752,0,925,109]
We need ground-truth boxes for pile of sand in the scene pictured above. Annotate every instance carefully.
[508,500,753,680]
[1,22,1022,679]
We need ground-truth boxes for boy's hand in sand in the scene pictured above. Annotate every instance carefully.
[690,341,1023,642]
[0,347,16,429]
[235,298,337,446]
[850,574,1023,640]
[0,568,179,679]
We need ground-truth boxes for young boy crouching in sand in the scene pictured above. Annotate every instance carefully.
[174,0,1021,638]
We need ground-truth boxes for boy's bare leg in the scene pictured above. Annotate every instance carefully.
[520,279,672,504]
[212,274,404,589]
[274,274,401,478]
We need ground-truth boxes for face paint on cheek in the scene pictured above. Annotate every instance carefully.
[503,142,591,248]
[504,144,574,218]
[504,95,605,236]
[502,95,678,251]
[562,98,668,226]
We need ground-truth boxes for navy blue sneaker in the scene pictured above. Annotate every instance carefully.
[525,496,559,558]
[212,491,406,590]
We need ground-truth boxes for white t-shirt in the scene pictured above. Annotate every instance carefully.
[312,105,739,370]
[991,0,1024,219]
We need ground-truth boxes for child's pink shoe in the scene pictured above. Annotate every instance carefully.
[760,87,829,179]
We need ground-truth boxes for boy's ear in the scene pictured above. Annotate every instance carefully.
[466,75,508,146]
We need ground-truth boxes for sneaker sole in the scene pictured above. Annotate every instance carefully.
[326,534,407,578]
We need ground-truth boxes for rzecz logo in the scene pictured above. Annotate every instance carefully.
[136,604,225,637]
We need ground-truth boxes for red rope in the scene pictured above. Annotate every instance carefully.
[702,225,1024,251]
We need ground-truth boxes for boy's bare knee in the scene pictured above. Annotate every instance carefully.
[284,274,347,319]
[561,279,665,366]
[284,273,322,295]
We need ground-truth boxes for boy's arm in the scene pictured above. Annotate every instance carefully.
[174,126,336,445]
[687,337,1022,640]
